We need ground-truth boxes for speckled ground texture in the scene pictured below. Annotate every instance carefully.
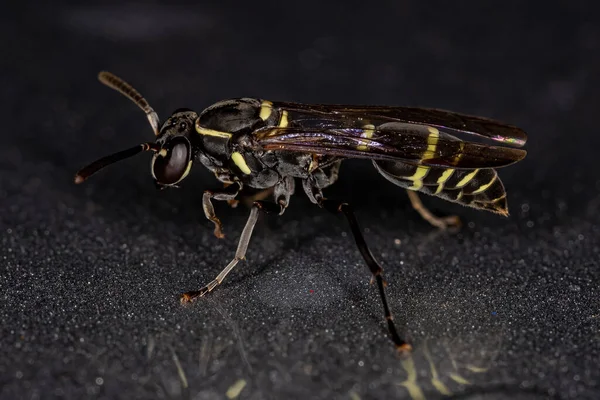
[2,1,599,399]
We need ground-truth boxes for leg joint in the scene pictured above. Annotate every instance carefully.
[253,201,281,214]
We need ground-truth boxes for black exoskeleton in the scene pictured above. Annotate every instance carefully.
[75,71,527,353]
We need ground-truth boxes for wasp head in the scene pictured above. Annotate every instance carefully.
[151,109,199,187]
[74,72,202,187]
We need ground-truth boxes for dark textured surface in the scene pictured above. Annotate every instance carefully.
[2,1,599,399]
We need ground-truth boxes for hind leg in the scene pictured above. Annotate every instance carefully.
[406,190,461,230]
[302,171,411,352]
[371,159,461,230]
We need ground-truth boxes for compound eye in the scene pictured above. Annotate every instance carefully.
[152,137,191,185]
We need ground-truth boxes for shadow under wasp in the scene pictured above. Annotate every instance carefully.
[75,71,527,352]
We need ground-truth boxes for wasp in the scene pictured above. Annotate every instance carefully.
[75,71,527,352]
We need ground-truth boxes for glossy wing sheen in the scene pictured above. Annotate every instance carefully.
[269,101,528,147]
[256,126,527,169]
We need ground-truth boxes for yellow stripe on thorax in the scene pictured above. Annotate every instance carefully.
[278,110,289,127]
[231,152,251,175]
[195,119,233,139]
[259,100,273,121]
[357,124,375,151]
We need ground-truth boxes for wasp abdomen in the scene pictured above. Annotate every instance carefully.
[373,160,508,215]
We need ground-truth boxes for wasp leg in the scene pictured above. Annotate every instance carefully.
[203,183,242,239]
[406,190,461,230]
[183,179,294,302]
[273,176,295,215]
[318,198,412,353]
[181,200,281,303]
[304,172,410,351]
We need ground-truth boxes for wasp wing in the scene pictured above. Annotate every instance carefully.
[255,124,527,169]
[269,102,527,148]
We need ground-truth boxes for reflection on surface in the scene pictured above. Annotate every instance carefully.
[397,337,497,400]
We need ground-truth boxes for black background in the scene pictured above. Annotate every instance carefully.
[2,1,599,399]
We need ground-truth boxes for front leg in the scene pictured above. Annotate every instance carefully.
[203,182,242,239]
[183,177,296,301]
[182,200,282,302]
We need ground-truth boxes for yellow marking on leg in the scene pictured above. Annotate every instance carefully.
[259,100,273,121]
[422,126,439,160]
[195,120,233,139]
[278,110,289,127]
[406,165,429,191]
[357,124,375,151]
[434,168,455,194]
[455,169,479,188]
[231,152,251,175]
[471,172,498,194]
[456,190,463,201]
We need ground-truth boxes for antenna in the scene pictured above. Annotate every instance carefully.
[98,71,161,136]
[74,142,161,184]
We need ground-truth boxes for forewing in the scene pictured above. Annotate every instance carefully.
[255,124,527,169]
[270,101,528,148]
